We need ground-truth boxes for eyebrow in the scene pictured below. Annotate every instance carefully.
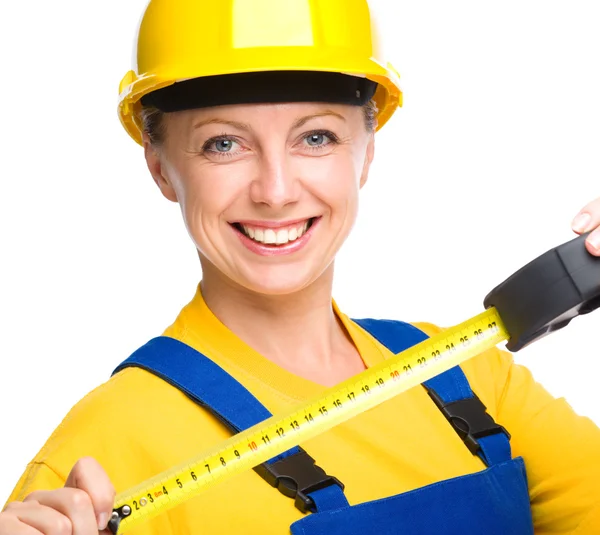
[191,110,346,132]
[292,111,346,129]
[192,118,252,131]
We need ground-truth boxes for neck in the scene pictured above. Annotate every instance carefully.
[199,260,365,385]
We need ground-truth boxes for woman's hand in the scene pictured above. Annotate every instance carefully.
[572,198,600,256]
[0,457,115,534]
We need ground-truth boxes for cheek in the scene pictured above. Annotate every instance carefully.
[299,153,361,211]
[174,161,251,242]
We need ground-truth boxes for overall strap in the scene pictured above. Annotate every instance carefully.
[113,336,349,514]
[352,318,512,466]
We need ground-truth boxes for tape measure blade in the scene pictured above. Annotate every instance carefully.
[112,308,508,533]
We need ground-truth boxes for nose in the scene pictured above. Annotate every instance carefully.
[249,151,300,210]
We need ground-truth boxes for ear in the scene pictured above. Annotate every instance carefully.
[359,133,375,189]
[143,133,178,203]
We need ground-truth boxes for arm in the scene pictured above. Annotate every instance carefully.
[495,352,600,534]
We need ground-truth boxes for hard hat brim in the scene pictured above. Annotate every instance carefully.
[119,51,402,145]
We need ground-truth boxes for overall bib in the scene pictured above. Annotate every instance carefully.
[114,318,535,534]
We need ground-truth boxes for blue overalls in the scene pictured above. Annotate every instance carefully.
[114,318,535,534]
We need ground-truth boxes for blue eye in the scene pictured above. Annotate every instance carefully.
[306,133,326,146]
[214,139,235,152]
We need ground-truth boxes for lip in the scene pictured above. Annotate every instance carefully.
[231,217,321,257]
[231,217,314,230]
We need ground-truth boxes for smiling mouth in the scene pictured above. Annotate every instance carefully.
[231,217,318,246]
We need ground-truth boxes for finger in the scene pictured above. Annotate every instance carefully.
[3,500,70,534]
[571,197,600,234]
[0,514,44,535]
[584,227,600,256]
[65,457,116,531]
[26,488,97,535]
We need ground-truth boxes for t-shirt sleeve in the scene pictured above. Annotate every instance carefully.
[4,462,65,505]
[493,351,600,534]
[1,370,177,535]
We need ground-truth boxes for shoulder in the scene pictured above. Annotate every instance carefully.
[32,367,165,469]
[29,359,235,494]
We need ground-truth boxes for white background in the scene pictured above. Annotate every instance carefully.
[1,0,599,504]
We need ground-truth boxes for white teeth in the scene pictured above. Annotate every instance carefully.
[276,229,289,244]
[264,229,277,244]
[239,219,313,245]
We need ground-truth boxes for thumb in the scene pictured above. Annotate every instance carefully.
[65,457,116,531]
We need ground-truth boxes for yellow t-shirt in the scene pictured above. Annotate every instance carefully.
[6,286,600,534]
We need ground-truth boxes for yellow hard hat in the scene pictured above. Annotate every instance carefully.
[118,0,402,146]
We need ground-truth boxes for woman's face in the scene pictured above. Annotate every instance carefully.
[144,101,375,295]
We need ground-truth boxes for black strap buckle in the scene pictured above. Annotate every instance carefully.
[427,390,511,455]
[253,448,344,513]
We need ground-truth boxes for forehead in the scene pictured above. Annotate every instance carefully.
[169,102,362,129]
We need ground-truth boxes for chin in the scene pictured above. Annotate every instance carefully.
[233,263,329,297]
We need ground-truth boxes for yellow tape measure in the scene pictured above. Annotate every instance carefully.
[109,307,508,533]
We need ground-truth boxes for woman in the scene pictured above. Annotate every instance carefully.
[2,0,600,533]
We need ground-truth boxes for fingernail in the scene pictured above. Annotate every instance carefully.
[97,513,108,531]
[588,232,600,253]
[572,212,591,233]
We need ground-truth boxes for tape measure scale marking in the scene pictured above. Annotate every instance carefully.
[109,307,508,534]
